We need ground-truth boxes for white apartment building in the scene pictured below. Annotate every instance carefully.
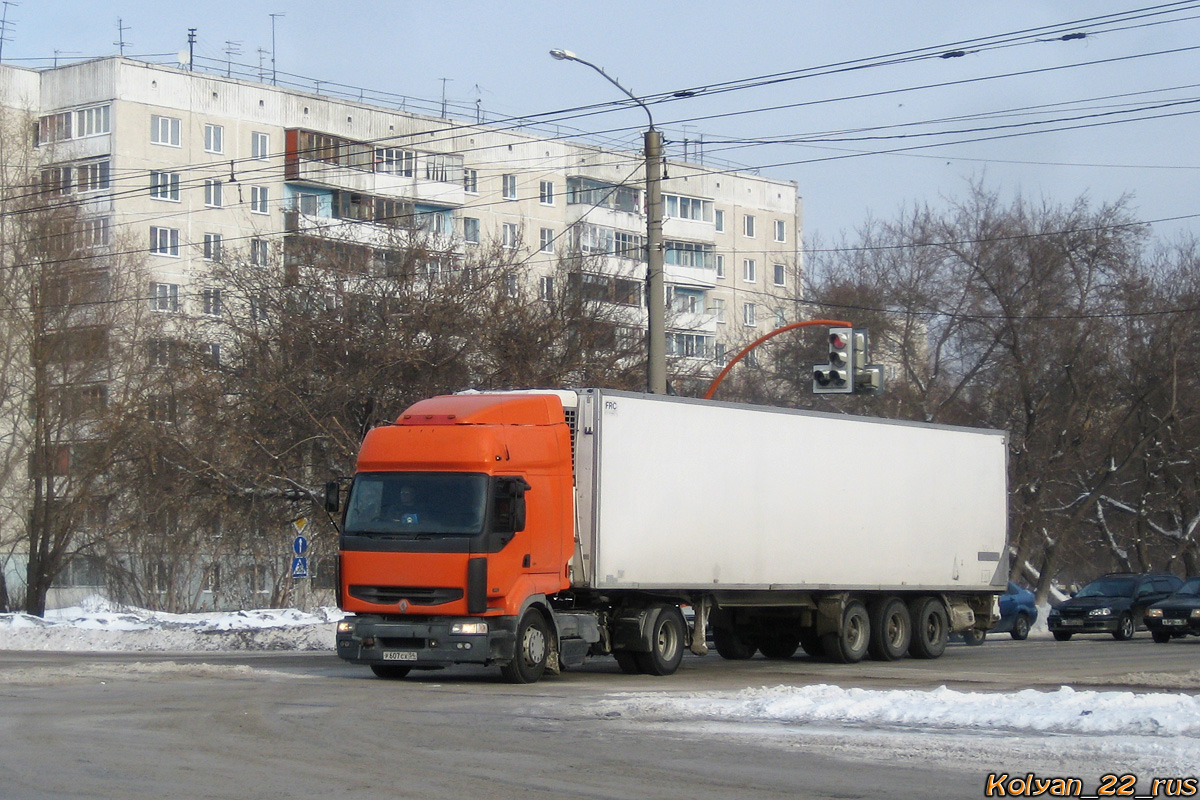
[1,56,802,374]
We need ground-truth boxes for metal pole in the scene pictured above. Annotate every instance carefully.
[645,128,666,394]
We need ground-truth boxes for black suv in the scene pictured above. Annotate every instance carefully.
[1048,573,1182,641]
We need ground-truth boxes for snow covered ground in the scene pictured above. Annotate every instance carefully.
[3,598,1200,775]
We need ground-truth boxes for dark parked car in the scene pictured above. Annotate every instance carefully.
[1048,573,1182,641]
[1144,577,1200,643]
[961,582,1038,644]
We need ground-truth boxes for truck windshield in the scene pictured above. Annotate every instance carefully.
[344,472,488,536]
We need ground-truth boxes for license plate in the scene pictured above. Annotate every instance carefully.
[1061,619,1084,627]
[382,651,417,661]
[1162,619,1186,627]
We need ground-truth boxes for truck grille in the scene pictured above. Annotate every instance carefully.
[349,585,464,606]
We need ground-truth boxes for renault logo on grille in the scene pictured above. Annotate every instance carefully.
[398,599,409,612]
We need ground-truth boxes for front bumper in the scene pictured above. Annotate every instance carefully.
[1047,616,1119,634]
[1144,617,1200,636]
[336,614,517,668]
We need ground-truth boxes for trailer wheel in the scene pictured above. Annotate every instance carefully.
[867,597,911,661]
[821,600,871,663]
[636,606,686,676]
[798,629,824,658]
[369,664,411,680]
[500,609,550,684]
[711,609,757,660]
[757,633,800,660]
[907,596,948,659]
[613,652,641,674]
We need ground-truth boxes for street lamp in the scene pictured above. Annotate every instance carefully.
[550,48,667,394]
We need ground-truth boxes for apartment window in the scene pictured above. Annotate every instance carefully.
[81,217,110,248]
[150,227,180,257]
[663,194,714,222]
[774,219,786,243]
[76,105,111,137]
[204,179,223,208]
[539,180,555,205]
[715,255,725,279]
[150,282,180,312]
[251,186,269,214]
[714,209,724,232]
[77,160,110,193]
[40,165,72,195]
[204,343,221,367]
[204,124,223,154]
[424,154,461,183]
[502,174,517,200]
[463,168,478,193]
[148,395,178,425]
[743,214,756,238]
[540,228,555,253]
[201,288,222,317]
[150,171,180,201]
[743,259,756,283]
[775,309,787,327]
[505,275,520,299]
[203,233,223,261]
[376,147,415,177]
[538,276,554,302]
[250,238,268,265]
[251,131,270,160]
[151,115,181,146]
[502,222,519,249]
[462,217,480,244]
[296,193,320,215]
[773,263,786,286]
[148,339,178,367]
[711,298,726,323]
[743,302,756,326]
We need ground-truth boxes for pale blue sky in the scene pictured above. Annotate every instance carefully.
[10,1,1200,245]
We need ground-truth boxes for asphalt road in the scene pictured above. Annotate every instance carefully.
[2,635,1198,800]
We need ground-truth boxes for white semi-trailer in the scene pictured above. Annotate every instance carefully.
[333,389,1009,682]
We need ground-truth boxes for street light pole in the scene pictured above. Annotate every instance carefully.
[550,49,667,394]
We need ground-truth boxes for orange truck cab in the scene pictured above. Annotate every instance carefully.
[334,391,598,683]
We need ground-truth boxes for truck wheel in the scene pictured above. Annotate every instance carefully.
[907,596,948,659]
[500,609,550,684]
[821,600,870,664]
[1010,614,1031,641]
[711,610,757,660]
[798,629,824,658]
[636,606,686,676]
[1112,613,1135,641]
[1052,631,1073,641]
[369,664,411,680]
[757,633,801,660]
[867,597,911,661]
[613,652,642,674]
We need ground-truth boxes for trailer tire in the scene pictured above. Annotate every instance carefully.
[907,596,948,659]
[798,629,824,658]
[821,600,871,664]
[500,609,551,684]
[636,606,686,676]
[757,633,801,660]
[369,664,411,680]
[613,652,642,674]
[711,609,757,660]
[867,597,911,661]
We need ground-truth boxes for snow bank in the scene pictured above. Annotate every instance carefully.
[599,683,1200,738]
[0,596,342,651]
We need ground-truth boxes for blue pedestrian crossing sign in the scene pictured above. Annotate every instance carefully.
[292,556,309,579]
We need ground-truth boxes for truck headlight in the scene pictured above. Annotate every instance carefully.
[1146,608,1164,619]
[1088,607,1112,617]
[337,620,356,634]
[450,622,489,635]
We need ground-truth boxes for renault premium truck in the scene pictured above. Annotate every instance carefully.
[332,389,1008,683]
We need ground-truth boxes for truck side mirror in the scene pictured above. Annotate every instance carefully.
[494,477,531,533]
[324,480,340,513]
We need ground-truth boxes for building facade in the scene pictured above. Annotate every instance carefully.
[0,57,804,609]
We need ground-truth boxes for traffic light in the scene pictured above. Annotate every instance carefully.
[813,326,853,393]
[812,326,885,395]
